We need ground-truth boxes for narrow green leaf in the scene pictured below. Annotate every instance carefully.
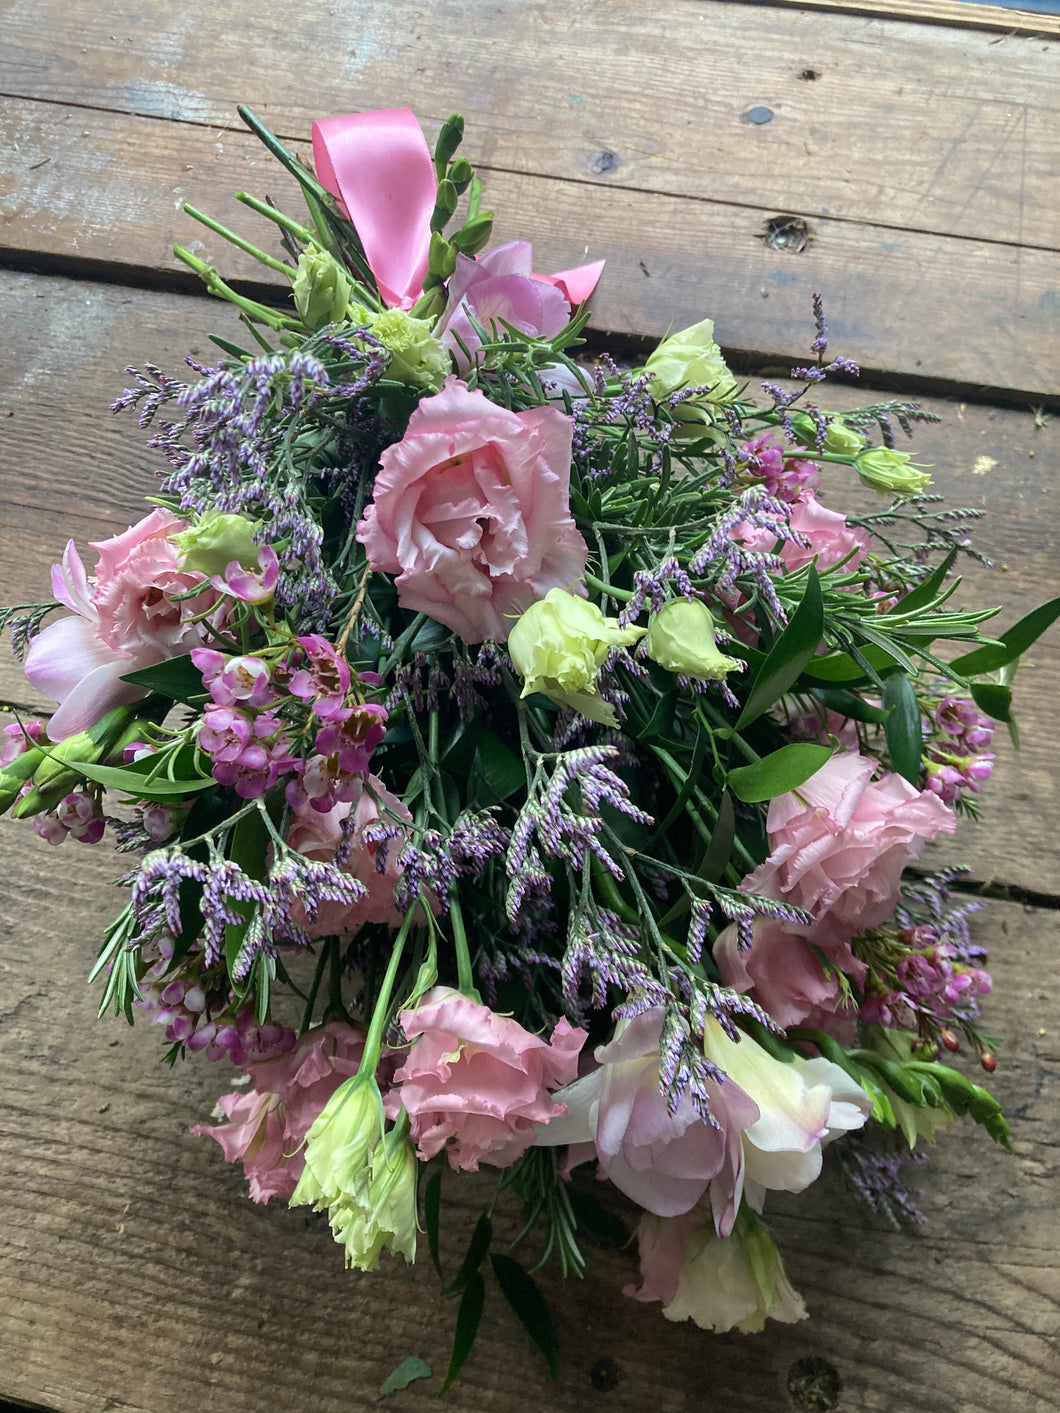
[888,547,957,616]
[801,642,901,683]
[808,686,890,724]
[207,334,253,361]
[648,724,709,845]
[64,759,214,799]
[120,653,205,704]
[444,1213,492,1295]
[882,672,923,785]
[225,807,269,987]
[474,731,526,802]
[380,1355,432,1397]
[734,569,824,729]
[970,680,1013,724]
[565,1187,630,1250]
[439,1272,485,1394]
[489,1254,560,1380]
[950,595,1060,676]
[697,787,735,884]
[424,1168,443,1279]
[727,743,832,804]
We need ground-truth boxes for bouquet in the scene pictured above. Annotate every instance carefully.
[4,105,1054,1386]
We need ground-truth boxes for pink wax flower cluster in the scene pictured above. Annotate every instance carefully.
[356,377,589,643]
[25,511,225,742]
[718,753,956,1029]
[33,789,105,846]
[393,986,586,1171]
[860,925,992,1029]
[740,432,819,503]
[924,695,996,805]
[0,719,45,766]
[193,1022,365,1202]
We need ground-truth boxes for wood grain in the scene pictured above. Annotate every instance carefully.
[757,0,1060,37]
[3,100,1059,398]
[1,271,1057,892]
[0,816,1057,1413]
[1,0,1057,252]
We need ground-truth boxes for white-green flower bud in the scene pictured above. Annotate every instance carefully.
[290,1076,382,1213]
[172,511,263,580]
[645,600,742,681]
[856,447,932,495]
[644,317,738,422]
[292,248,353,330]
[329,1128,418,1271]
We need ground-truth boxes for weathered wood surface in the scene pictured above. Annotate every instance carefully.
[2,2,1060,1409]
[1,0,1058,396]
[1,818,1057,1413]
[762,0,1060,36]
[2,272,1057,893]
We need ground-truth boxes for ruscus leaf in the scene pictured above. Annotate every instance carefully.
[950,595,1060,676]
[727,743,833,803]
[444,1213,492,1295]
[489,1254,560,1380]
[734,568,824,729]
[439,1272,486,1394]
[882,671,923,785]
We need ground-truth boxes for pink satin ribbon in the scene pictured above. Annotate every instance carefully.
[312,109,604,310]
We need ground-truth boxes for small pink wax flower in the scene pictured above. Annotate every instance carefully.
[356,377,588,643]
[0,719,44,767]
[740,432,819,503]
[25,512,222,741]
[287,635,351,720]
[393,986,586,1172]
[191,649,275,707]
[192,1022,365,1203]
[211,544,280,604]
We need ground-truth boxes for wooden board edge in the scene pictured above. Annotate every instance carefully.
[732,0,1060,36]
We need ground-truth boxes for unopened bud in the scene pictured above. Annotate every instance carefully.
[980,1051,997,1073]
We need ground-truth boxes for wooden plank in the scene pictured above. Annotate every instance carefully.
[0,818,1056,1412]
[1,0,1057,253]
[1,271,1058,892]
[759,0,1060,37]
[2,101,1058,397]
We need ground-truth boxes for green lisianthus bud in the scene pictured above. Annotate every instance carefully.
[329,1129,418,1271]
[856,447,932,495]
[645,600,742,681]
[369,308,450,390]
[290,1076,382,1213]
[11,703,143,817]
[172,511,263,579]
[822,419,866,455]
[508,588,646,727]
[292,247,353,330]
[644,317,738,420]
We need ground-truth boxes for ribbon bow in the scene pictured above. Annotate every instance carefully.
[312,108,603,310]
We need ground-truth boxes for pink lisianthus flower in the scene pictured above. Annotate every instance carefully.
[393,987,586,1172]
[286,775,412,934]
[715,919,858,1039]
[743,752,955,948]
[356,377,589,643]
[535,1009,758,1229]
[729,492,870,576]
[192,1022,365,1203]
[25,511,223,741]
[437,241,601,371]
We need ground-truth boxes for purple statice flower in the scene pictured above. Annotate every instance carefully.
[452,646,504,724]
[211,544,279,605]
[689,486,798,622]
[263,848,367,943]
[562,905,665,1019]
[0,718,45,767]
[739,431,819,503]
[394,829,459,914]
[191,649,275,707]
[131,847,210,939]
[616,557,696,627]
[286,635,351,720]
[448,808,510,877]
[836,1130,927,1230]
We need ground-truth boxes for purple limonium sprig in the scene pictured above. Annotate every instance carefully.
[689,486,798,620]
[616,557,696,627]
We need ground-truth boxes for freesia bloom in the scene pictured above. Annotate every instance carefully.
[535,1009,758,1229]
[356,377,588,643]
[25,511,221,741]
[394,986,586,1171]
[437,241,582,370]
[286,775,412,934]
[629,1206,807,1334]
[715,918,857,1038]
[193,1022,365,1203]
[743,752,956,953]
[509,588,645,724]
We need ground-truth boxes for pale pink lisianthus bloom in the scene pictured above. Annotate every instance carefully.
[25,510,221,741]
[356,377,588,643]
[742,752,955,943]
[714,918,858,1040]
[731,491,870,576]
[285,775,412,935]
[627,1204,808,1334]
[535,1008,759,1230]
[393,986,586,1172]
[192,1022,365,1203]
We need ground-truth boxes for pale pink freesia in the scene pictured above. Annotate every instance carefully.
[393,986,586,1172]
[192,1022,365,1203]
[731,492,869,575]
[356,377,588,642]
[438,241,572,370]
[715,919,857,1039]
[286,774,412,934]
[25,511,222,741]
[743,752,956,947]
[535,1009,759,1229]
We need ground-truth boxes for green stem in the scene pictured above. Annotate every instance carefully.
[236,190,324,248]
[448,892,478,997]
[360,905,422,1075]
[173,247,301,331]
[321,935,351,1024]
[183,203,297,276]
[299,939,332,1035]
[584,571,633,602]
